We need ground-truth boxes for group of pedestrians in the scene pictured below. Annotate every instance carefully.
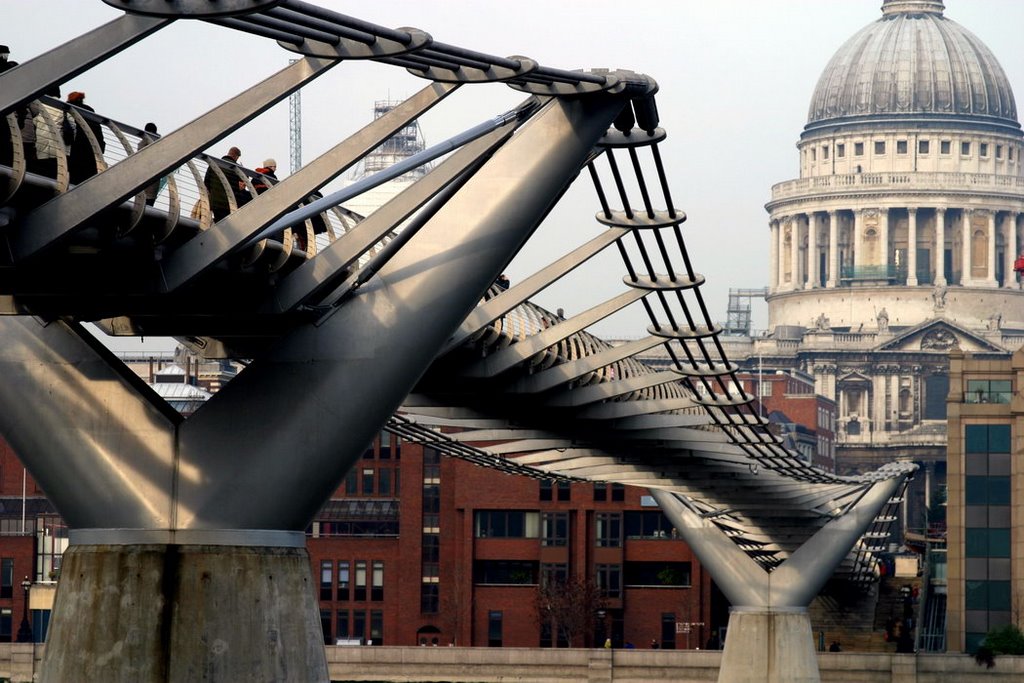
[1,46,107,184]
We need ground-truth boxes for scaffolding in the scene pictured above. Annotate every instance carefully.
[725,288,767,336]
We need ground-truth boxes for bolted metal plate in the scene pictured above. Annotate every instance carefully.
[103,0,282,17]
[407,55,538,84]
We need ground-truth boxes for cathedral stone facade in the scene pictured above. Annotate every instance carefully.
[724,0,1024,532]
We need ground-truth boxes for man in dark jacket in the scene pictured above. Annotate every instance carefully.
[203,146,241,221]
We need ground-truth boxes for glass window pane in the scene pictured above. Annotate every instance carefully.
[965,425,988,454]
[988,477,1011,506]
[965,529,988,557]
[988,425,1011,453]
[965,580,988,609]
[989,529,1011,557]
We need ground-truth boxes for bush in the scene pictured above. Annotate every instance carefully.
[974,624,1024,668]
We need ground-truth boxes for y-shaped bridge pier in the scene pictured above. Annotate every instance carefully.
[0,2,913,681]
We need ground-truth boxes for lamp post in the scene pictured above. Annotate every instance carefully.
[596,609,607,648]
[16,576,31,643]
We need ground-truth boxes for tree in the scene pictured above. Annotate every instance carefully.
[535,576,606,647]
[973,624,1024,668]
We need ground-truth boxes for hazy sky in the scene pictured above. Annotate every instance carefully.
[5,0,1024,341]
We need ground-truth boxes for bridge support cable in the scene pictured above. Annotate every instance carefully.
[9,57,338,263]
[0,14,172,117]
[159,81,459,292]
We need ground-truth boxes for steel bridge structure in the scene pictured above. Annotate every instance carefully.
[0,2,914,681]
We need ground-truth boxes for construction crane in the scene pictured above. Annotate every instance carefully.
[288,59,301,174]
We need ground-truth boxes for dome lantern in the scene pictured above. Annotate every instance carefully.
[880,0,944,16]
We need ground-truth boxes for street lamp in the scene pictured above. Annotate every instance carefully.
[16,576,31,643]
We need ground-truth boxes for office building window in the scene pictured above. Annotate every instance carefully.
[320,609,332,644]
[336,610,349,640]
[371,561,384,601]
[320,560,333,601]
[0,559,12,599]
[422,534,440,563]
[474,560,538,585]
[362,469,374,495]
[0,608,12,642]
[539,480,553,502]
[596,512,622,548]
[370,610,384,646]
[474,510,540,538]
[593,483,607,502]
[353,610,366,643]
[488,611,503,647]
[378,468,391,496]
[354,560,367,601]
[345,468,358,495]
[541,512,569,547]
[540,563,568,588]
[379,429,391,459]
[611,484,625,502]
[421,583,439,614]
[337,561,350,601]
[661,613,677,649]
[965,379,1012,404]
[596,564,622,599]
[557,481,570,501]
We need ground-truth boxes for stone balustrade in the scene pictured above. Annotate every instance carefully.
[772,171,1024,202]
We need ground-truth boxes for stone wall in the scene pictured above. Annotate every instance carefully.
[0,644,1022,682]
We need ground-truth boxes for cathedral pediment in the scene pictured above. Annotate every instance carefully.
[875,319,1006,354]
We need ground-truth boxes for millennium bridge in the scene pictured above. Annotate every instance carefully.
[0,1,913,681]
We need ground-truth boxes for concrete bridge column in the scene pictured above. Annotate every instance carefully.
[651,476,904,683]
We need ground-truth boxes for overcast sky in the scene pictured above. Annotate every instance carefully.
[5,0,1024,342]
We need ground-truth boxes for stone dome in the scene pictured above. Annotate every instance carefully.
[805,0,1018,133]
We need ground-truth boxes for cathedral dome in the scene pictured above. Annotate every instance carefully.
[805,0,1018,133]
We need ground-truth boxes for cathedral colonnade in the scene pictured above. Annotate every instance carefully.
[769,206,1023,293]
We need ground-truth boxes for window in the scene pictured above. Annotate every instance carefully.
[611,484,625,502]
[353,610,366,643]
[0,608,10,642]
[661,613,677,649]
[370,610,383,646]
[624,561,692,587]
[488,611,503,647]
[336,610,349,640]
[378,429,391,459]
[896,140,907,154]
[940,140,951,154]
[557,481,570,501]
[354,560,367,601]
[596,564,622,599]
[965,379,1012,404]
[1011,147,1016,161]
[923,374,949,420]
[980,143,989,157]
[962,141,971,156]
[423,485,440,515]
[596,512,622,548]
[361,469,374,495]
[965,425,1011,455]
[541,512,569,547]
[837,143,845,158]
[624,511,676,539]
[320,560,333,601]
[966,529,1011,558]
[320,610,332,644]
[822,146,829,159]
[593,483,607,502]
[539,480,553,502]
[966,476,1010,506]
[378,468,391,496]
[474,510,540,538]
[422,534,439,563]
[540,563,568,587]
[345,469,358,495]
[854,142,864,156]
[874,141,885,155]
[337,561,350,601]
[371,561,384,601]
[811,148,816,161]
[996,145,1003,159]
[0,559,12,599]
[474,560,538,585]
[420,583,439,613]
[919,140,930,154]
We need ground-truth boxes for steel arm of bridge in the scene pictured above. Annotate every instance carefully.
[171,93,627,530]
[543,370,688,407]
[266,119,516,313]
[8,57,337,262]
[162,82,460,292]
[441,228,629,354]
[461,287,645,378]
[507,335,666,393]
[651,477,902,607]
[0,15,172,117]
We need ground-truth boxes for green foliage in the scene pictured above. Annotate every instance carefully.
[973,624,1024,668]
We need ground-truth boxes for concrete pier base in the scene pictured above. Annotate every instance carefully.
[718,607,819,683]
[40,544,327,683]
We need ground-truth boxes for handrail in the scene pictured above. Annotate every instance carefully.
[771,171,1024,202]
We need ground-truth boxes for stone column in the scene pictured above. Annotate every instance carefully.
[769,220,779,291]
[1002,213,1015,287]
[790,215,800,290]
[879,207,890,276]
[827,210,839,288]
[986,210,997,287]
[962,208,972,285]
[907,208,918,286]
[807,213,818,289]
[853,209,863,269]
[778,217,788,290]
[935,207,946,286]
